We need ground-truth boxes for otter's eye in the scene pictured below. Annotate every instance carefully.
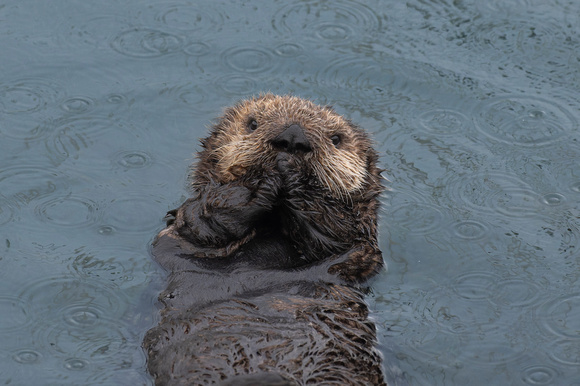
[331,135,341,147]
[247,119,258,131]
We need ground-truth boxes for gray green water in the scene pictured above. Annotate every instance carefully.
[1,1,579,385]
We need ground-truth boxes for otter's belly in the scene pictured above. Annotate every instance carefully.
[144,287,384,386]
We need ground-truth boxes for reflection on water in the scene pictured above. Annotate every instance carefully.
[0,0,579,385]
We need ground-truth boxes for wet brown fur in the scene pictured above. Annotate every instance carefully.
[143,94,386,385]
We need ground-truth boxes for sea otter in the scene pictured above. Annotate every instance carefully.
[143,94,386,385]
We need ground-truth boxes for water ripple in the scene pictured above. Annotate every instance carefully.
[313,56,408,109]
[113,150,153,169]
[34,195,100,228]
[222,46,274,74]
[105,193,166,235]
[413,288,498,335]
[0,198,16,226]
[490,279,540,308]
[63,358,90,371]
[0,78,61,114]
[535,293,580,339]
[111,28,184,58]
[451,220,488,240]
[19,276,128,320]
[152,2,226,32]
[32,318,128,360]
[12,349,42,364]
[473,95,577,147]
[0,296,32,333]
[521,365,559,385]
[390,202,444,236]
[70,246,151,288]
[418,109,469,136]
[441,171,542,218]
[215,74,259,97]
[60,96,94,113]
[274,43,303,57]
[272,0,382,41]
[183,41,211,56]
[467,19,559,58]
[539,193,566,206]
[43,116,132,165]
[452,271,499,301]
[459,335,527,365]
[547,339,580,366]
[0,165,67,206]
[0,78,62,140]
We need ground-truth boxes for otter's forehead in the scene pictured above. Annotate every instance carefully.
[221,94,349,135]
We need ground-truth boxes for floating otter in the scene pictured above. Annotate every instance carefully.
[143,94,386,385]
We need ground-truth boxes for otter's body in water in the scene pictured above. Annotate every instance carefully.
[143,95,385,385]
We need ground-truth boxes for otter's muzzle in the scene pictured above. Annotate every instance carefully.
[271,124,312,154]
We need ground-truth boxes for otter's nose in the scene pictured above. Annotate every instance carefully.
[271,124,312,154]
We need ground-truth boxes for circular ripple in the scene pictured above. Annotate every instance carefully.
[106,93,127,104]
[571,181,580,193]
[452,272,499,300]
[315,22,353,41]
[222,46,274,74]
[473,96,577,147]
[443,171,540,218]
[272,0,381,41]
[314,57,407,108]
[216,74,259,96]
[12,349,42,364]
[183,41,211,56]
[474,0,532,13]
[153,3,225,32]
[97,225,116,236]
[63,358,90,371]
[64,305,100,327]
[0,296,31,332]
[521,365,558,385]
[19,276,128,320]
[35,320,128,360]
[44,116,131,165]
[34,196,99,228]
[459,336,527,365]
[0,198,16,226]
[467,19,561,58]
[69,246,150,288]
[0,78,61,114]
[536,294,580,339]
[412,287,499,335]
[111,28,184,58]
[105,193,166,234]
[490,279,540,307]
[489,187,542,218]
[540,193,565,206]
[452,220,488,240]
[391,202,444,235]
[46,116,131,138]
[0,165,66,205]
[113,150,152,169]
[418,109,468,135]
[547,339,580,366]
[60,96,94,113]
[274,43,303,57]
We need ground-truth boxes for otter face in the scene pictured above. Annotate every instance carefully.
[195,94,377,199]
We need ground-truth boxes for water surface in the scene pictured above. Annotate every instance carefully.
[1,1,579,385]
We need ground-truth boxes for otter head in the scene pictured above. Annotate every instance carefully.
[193,94,380,201]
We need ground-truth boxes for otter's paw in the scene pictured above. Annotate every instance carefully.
[328,245,384,283]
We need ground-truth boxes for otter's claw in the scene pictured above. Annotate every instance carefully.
[164,209,178,226]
